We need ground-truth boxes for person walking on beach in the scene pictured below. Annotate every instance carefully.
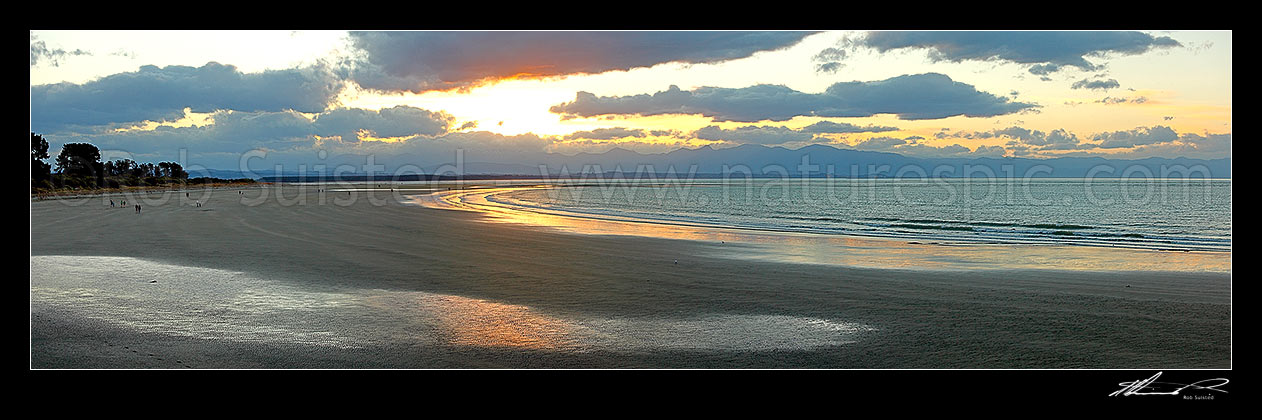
[110,199,115,208]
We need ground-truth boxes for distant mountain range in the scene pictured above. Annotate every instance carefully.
[218,144,1228,181]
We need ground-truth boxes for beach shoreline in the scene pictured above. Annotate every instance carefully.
[417,184,1231,273]
[30,182,266,202]
[30,184,1231,368]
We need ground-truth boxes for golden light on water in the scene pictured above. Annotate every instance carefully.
[428,295,586,350]
[417,186,1232,274]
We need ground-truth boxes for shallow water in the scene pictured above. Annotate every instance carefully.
[493,179,1232,252]
[420,183,1231,273]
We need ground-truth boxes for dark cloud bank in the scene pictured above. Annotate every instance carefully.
[858,31,1181,74]
[345,31,816,92]
[31,62,343,133]
[550,73,1036,122]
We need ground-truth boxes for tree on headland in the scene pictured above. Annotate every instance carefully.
[156,161,187,179]
[31,138,246,194]
[103,159,135,177]
[99,159,189,182]
[54,143,103,178]
[31,132,52,187]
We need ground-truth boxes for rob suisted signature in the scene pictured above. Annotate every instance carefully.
[1110,372,1229,397]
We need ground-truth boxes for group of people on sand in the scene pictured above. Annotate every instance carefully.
[107,196,205,212]
[110,199,140,213]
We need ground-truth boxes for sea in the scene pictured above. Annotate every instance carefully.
[483,178,1231,252]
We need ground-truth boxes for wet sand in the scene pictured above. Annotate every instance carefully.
[30,184,1231,368]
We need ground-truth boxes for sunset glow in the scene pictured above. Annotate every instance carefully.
[30,30,1231,169]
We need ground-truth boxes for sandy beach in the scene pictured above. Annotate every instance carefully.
[30,184,1231,368]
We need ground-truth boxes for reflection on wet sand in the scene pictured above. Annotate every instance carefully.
[415,186,1231,273]
[418,294,589,351]
[32,256,873,353]
[30,256,369,349]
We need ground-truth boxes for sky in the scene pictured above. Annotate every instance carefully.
[30,30,1232,170]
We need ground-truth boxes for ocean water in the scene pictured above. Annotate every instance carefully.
[488,179,1231,252]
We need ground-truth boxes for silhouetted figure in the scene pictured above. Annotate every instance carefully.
[110,199,115,208]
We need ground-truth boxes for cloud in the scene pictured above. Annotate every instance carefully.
[423,130,555,156]
[44,105,455,163]
[940,126,1085,151]
[940,125,1229,158]
[850,136,910,150]
[815,62,845,73]
[813,47,847,62]
[40,120,586,173]
[858,31,1181,74]
[1096,96,1147,105]
[1175,132,1231,155]
[310,106,454,142]
[812,47,847,73]
[893,143,974,157]
[549,138,705,155]
[109,49,137,59]
[1061,131,1230,159]
[686,121,901,146]
[562,127,648,141]
[1027,63,1062,75]
[30,36,91,67]
[550,73,1035,122]
[345,31,814,93]
[32,62,344,133]
[693,125,819,145]
[971,145,1009,157]
[799,121,899,134]
[1071,78,1121,90]
[849,135,1004,157]
[1091,125,1179,148]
